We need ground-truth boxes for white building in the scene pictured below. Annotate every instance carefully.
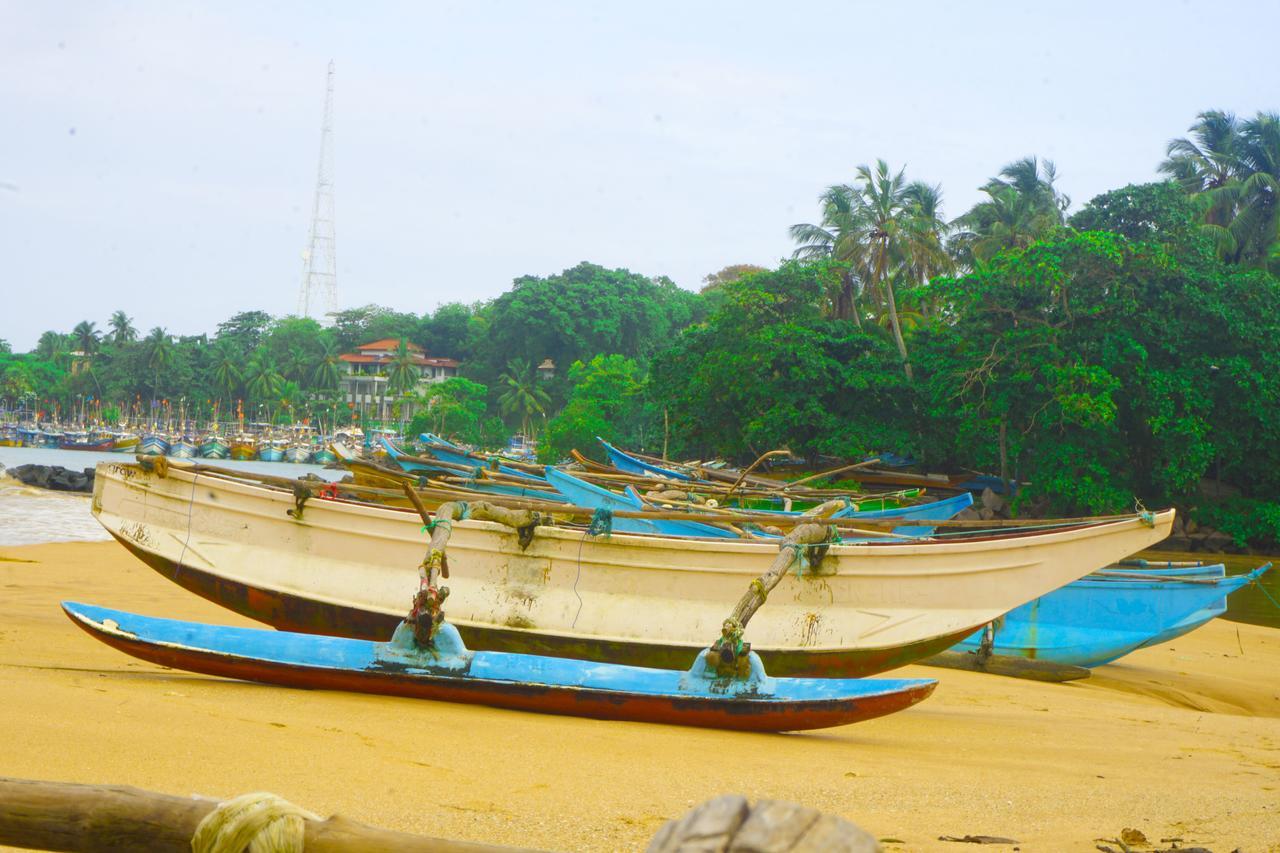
[339,338,461,421]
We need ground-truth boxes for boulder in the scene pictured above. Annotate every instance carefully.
[9,464,95,493]
[980,487,1005,515]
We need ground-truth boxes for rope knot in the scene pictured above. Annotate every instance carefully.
[191,791,319,853]
[587,507,614,537]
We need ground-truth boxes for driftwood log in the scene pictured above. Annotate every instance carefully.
[0,777,536,852]
[0,779,881,853]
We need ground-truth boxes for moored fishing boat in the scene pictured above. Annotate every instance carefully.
[110,432,140,453]
[169,437,198,459]
[947,563,1272,668]
[58,431,117,452]
[0,425,21,447]
[198,435,230,459]
[283,443,312,464]
[311,446,337,465]
[229,435,257,461]
[257,441,285,462]
[63,602,936,731]
[90,460,1174,678]
[138,433,170,456]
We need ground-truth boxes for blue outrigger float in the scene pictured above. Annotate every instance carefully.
[62,602,936,732]
[949,563,1272,669]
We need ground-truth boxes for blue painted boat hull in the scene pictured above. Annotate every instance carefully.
[62,602,936,732]
[600,437,693,480]
[952,565,1269,668]
[138,435,170,456]
[545,466,737,538]
[258,447,285,462]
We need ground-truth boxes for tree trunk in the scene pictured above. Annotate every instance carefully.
[878,257,913,381]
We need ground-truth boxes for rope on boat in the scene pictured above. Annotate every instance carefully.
[587,507,613,537]
[190,791,318,853]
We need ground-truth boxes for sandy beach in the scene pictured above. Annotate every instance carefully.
[1,540,1278,851]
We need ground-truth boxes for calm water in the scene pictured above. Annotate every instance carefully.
[0,446,342,547]
[1139,549,1280,630]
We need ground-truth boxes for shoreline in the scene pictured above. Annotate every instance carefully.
[2,540,1279,850]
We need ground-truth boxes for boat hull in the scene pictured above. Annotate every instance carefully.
[59,438,116,452]
[950,567,1264,667]
[258,447,285,462]
[138,436,170,456]
[199,440,230,459]
[63,603,936,731]
[283,447,312,464]
[169,441,197,459]
[91,461,1175,678]
[229,442,257,461]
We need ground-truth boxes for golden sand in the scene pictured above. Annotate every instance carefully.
[1,540,1278,851]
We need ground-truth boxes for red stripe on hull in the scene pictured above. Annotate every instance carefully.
[67,616,935,732]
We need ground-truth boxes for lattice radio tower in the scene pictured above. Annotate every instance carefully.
[297,60,337,320]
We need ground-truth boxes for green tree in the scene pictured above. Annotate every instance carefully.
[409,377,488,443]
[72,321,100,356]
[108,311,137,345]
[243,350,284,418]
[310,340,344,394]
[540,354,652,462]
[143,328,175,419]
[497,358,551,438]
[952,156,1069,265]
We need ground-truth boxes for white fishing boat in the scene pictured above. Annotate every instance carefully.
[91,460,1175,677]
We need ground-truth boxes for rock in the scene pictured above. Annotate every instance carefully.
[647,795,880,853]
[8,464,95,493]
[978,507,995,521]
[1185,518,1198,535]
[1202,528,1235,554]
[954,507,981,522]
[980,487,1005,515]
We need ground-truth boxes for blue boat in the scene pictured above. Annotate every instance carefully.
[544,467,974,539]
[951,564,1272,668]
[169,438,197,458]
[600,437,695,481]
[412,435,544,483]
[258,445,285,463]
[138,434,170,456]
[62,601,936,732]
[386,438,545,487]
[544,466,738,538]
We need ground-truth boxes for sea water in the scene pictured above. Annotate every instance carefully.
[0,446,343,547]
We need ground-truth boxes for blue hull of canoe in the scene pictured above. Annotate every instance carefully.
[600,438,694,481]
[545,468,970,539]
[384,439,547,493]
[258,447,285,462]
[952,565,1270,668]
[62,602,936,732]
[544,466,737,538]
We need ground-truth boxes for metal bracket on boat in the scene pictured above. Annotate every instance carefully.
[679,647,776,697]
[374,619,472,673]
[408,582,450,645]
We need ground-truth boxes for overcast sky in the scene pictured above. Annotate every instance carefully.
[2,1,1276,351]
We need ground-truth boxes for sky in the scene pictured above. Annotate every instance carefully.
[2,1,1277,351]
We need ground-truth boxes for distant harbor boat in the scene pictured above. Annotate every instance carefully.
[138,434,170,456]
[199,436,230,459]
[169,438,198,459]
[58,431,116,452]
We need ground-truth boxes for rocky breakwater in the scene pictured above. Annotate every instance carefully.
[2,464,96,493]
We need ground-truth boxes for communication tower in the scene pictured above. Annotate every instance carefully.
[297,60,337,319]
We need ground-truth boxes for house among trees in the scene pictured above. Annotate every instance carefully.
[339,338,461,421]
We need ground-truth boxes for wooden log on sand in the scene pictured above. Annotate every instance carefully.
[0,778,881,853]
[0,777,535,852]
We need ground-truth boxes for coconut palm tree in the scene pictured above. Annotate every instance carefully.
[108,311,138,345]
[498,358,551,438]
[385,338,422,426]
[310,340,344,393]
[143,328,174,420]
[71,321,100,357]
[210,341,242,414]
[35,330,66,361]
[244,351,285,414]
[952,157,1068,266]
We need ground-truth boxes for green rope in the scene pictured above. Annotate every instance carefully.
[587,507,613,537]
[1257,578,1280,613]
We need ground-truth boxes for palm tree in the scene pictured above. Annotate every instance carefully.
[790,184,865,324]
[1163,110,1280,268]
[386,338,421,426]
[282,346,312,390]
[72,321,100,356]
[952,157,1068,266]
[35,330,64,361]
[310,340,344,394]
[143,328,175,421]
[210,341,242,414]
[498,358,551,438]
[108,311,138,345]
[243,351,285,416]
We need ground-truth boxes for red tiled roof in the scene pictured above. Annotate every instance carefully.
[339,353,460,368]
[356,338,424,352]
